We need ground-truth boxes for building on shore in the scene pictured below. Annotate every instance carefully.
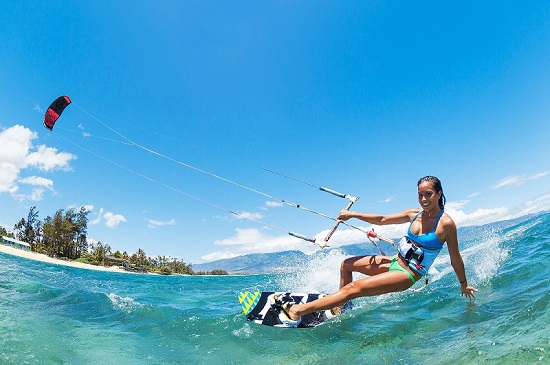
[105,255,130,268]
[1,236,31,251]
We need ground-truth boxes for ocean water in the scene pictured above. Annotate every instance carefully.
[1,213,548,364]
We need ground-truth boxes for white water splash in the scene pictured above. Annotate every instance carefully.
[274,249,368,294]
[285,226,511,293]
[469,237,509,283]
[427,228,510,286]
[107,293,142,313]
[231,322,254,338]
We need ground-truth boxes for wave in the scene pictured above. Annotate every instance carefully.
[107,293,143,313]
[1,212,548,364]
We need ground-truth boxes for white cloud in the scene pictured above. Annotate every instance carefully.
[0,125,76,201]
[201,251,241,261]
[11,176,55,202]
[66,204,94,214]
[89,207,104,225]
[12,188,46,202]
[445,200,469,211]
[19,176,54,189]
[89,207,126,228]
[82,205,94,212]
[148,218,176,229]
[492,171,549,189]
[511,193,550,218]
[30,188,45,201]
[234,211,263,220]
[86,237,99,248]
[25,145,75,171]
[103,212,126,228]
[213,228,266,246]
[202,227,315,261]
[446,206,510,227]
[445,189,550,227]
[379,196,394,203]
[265,200,283,208]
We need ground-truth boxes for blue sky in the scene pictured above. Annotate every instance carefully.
[1,1,549,264]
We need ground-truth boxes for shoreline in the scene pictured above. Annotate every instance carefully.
[0,244,132,274]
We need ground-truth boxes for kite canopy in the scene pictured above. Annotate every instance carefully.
[44,95,71,130]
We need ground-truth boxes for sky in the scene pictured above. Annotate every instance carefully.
[1,1,549,264]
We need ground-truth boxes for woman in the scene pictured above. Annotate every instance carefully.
[272,176,478,327]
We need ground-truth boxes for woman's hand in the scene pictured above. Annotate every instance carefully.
[461,284,478,299]
[337,209,353,221]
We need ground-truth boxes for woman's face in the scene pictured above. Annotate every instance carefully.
[417,181,442,210]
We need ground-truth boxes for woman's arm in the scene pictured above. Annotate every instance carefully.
[444,216,478,299]
[337,208,418,226]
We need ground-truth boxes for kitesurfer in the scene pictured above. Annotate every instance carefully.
[273,176,478,327]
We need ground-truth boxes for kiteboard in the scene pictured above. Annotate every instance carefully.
[238,291,352,328]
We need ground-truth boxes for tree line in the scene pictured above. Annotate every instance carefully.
[1,206,226,276]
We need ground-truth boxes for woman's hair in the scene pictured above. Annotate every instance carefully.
[418,176,446,209]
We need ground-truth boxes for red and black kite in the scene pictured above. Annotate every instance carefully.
[44,95,71,130]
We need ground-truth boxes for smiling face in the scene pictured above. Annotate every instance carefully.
[417,181,442,212]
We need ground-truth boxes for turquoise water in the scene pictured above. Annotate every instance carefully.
[1,213,548,364]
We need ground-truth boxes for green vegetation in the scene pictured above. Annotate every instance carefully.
[0,226,13,238]
[2,206,227,276]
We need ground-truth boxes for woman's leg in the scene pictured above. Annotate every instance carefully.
[340,255,393,288]
[288,270,414,320]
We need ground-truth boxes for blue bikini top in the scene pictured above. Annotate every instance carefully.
[397,209,445,276]
[407,210,444,249]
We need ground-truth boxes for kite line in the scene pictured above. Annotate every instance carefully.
[43,96,394,252]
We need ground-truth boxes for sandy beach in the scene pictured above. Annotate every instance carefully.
[0,244,130,274]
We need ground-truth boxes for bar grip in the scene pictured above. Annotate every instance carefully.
[323,200,355,243]
[319,187,347,199]
[289,232,316,243]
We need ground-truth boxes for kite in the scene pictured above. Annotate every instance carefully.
[44,95,71,130]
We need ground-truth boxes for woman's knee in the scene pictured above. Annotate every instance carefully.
[339,281,364,300]
[340,257,357,273]
[340,255,372,273]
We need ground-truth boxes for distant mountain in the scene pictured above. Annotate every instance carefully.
[191,244,380,274]
[192,212,546,274]
[192,250,306,274]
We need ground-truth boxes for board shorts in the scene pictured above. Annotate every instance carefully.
[388,255,417,284]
